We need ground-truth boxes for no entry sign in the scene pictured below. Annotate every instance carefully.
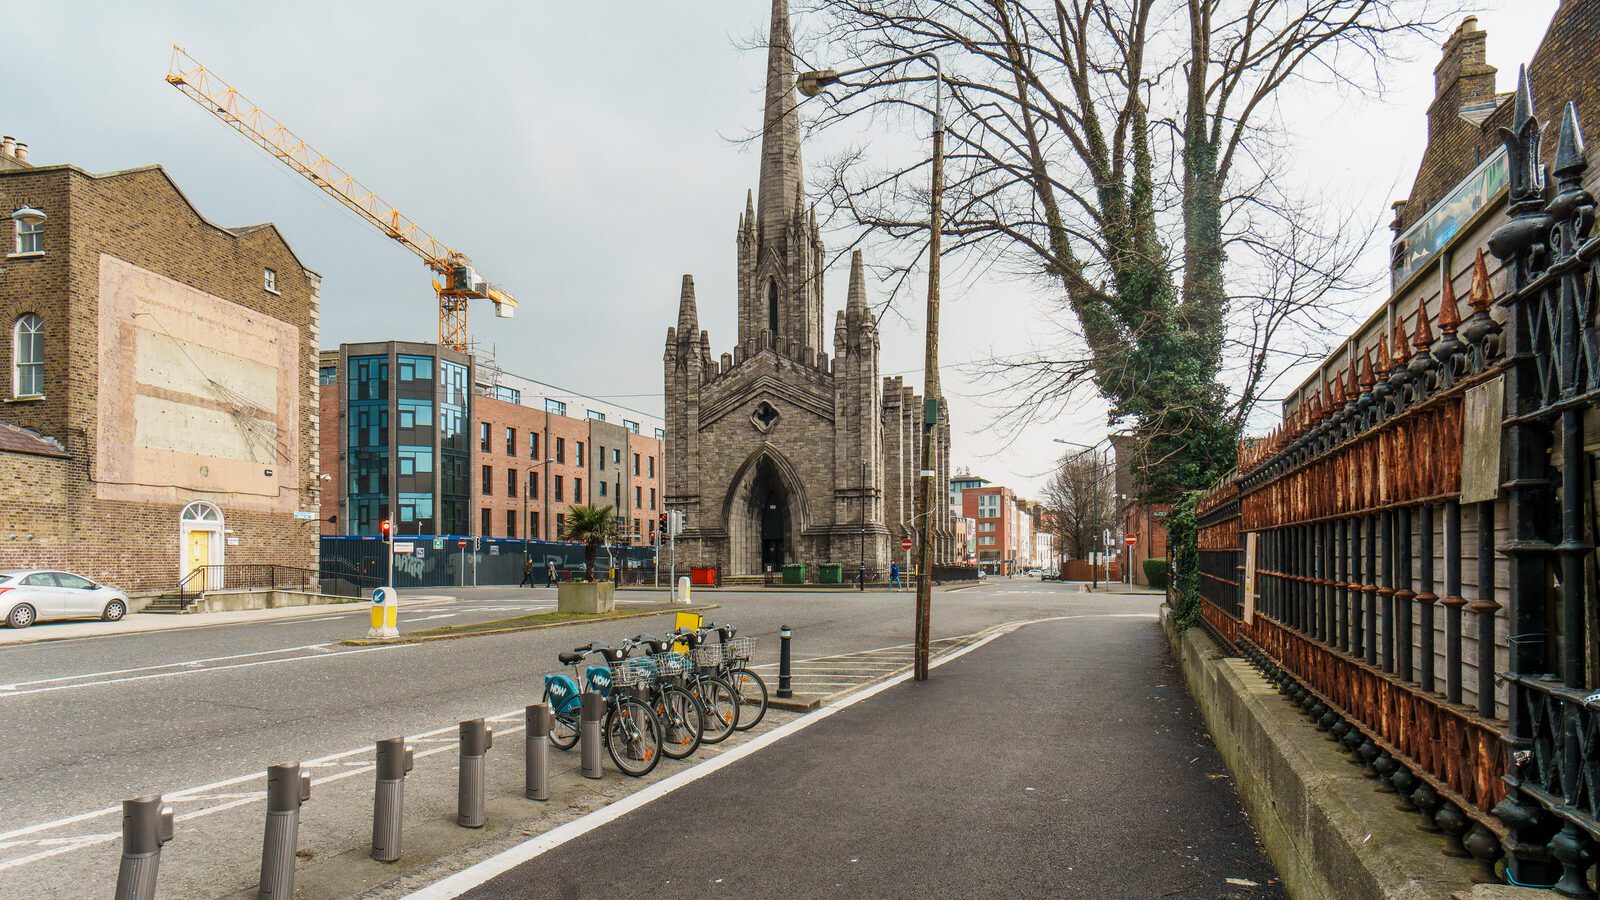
[901,537,913,550]
[1124,533,1138,546]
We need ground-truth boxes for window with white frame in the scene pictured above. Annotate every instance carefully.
[12,314,42,397]
[263,268,278,293]
[13,220,42,255]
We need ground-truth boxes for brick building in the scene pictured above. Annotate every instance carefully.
[962,484,1020,575]
[319,342,662,546]
[0,137,321,594]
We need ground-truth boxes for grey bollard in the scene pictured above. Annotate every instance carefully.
[371,737,414,862]
[457,718,493,828]
[580,691,604,779]
[114,795,174,900]
[525,703,551,800]
[259,763,311,898]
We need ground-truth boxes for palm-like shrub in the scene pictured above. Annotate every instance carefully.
[561,504,618,582]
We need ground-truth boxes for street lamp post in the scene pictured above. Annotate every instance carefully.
[800,52,946,681]
[859,459,868,591]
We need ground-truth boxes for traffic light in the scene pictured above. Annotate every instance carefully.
[380,519,392,541]
[659,512,668,533]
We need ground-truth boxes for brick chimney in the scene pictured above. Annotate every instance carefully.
[1429,16,1498,138]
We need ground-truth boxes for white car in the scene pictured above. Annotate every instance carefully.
[0,570,130,628]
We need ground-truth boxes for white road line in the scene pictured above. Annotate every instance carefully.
[0,643,414,699]
[405,630,1006,899]
[0,643,331,690]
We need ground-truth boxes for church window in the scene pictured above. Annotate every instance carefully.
[767,278,779,336]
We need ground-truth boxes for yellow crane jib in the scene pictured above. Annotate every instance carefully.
[165,45,519,348]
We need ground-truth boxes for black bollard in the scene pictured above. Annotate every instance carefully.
[580,692,604,779]
[526,703,551,801]
[777,625,793,699]
[457,718,493,828]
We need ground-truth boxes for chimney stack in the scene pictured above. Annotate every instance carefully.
[13,143,28,165]
[0,137,14,160]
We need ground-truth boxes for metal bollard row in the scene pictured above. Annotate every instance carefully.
[458,718,494,828]
[371,737,414,862]
[259,762,311,898]
[114,693,613,892]
[526,703,551,801]
[580,691,604,779]
[115,795,174,900]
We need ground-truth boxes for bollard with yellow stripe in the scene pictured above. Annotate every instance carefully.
[368,586,399,639]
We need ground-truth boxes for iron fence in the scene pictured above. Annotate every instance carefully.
[176,564,372,608]
[1187,71,1600,892]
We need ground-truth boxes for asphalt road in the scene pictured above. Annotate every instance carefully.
[0,578,1149,897]
[458,610,1283,899]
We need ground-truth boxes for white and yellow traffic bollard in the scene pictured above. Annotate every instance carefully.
[367,586,399,639]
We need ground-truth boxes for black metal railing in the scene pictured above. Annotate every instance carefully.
[176,564,372,608]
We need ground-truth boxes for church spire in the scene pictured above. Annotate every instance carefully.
[847,250,868,314]
[756,0,803,241]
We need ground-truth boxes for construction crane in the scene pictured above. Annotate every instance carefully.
[165,46,517,351]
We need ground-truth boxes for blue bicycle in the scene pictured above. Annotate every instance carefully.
[542,644,664,777]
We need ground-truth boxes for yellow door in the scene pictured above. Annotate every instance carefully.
[187,530,210,576]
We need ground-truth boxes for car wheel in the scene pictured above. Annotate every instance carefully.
[6,604,35,629]
[102,599,126,622]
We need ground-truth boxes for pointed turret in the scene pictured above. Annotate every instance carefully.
[677,274,699,336]
[847,250,869,315]
[756,0,803,240]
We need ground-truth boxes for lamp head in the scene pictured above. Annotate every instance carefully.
[796,69,839,97]
[10,206,45,227]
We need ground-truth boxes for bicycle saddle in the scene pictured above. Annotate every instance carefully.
[558,651,585,665]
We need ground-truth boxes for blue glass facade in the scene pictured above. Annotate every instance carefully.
[439,360,470,536]
[348,355,390,535]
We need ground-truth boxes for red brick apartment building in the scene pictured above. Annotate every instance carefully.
[962,484,1020,575]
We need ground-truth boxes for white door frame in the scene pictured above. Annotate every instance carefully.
[179,501,226,590]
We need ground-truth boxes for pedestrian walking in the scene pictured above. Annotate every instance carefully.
[545,560,558,587]
[519,556,533,587]
[889,561,903,591]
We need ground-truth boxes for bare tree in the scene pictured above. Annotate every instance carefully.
[1041,448,1117,559]
[800,0,1446,498]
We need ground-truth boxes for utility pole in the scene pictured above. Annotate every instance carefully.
[859,459,868,591]
[913,93,945,682]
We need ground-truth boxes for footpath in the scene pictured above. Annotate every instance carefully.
[428,611,1283,899]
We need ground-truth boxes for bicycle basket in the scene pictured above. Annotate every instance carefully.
[723,636,754,662]
[651,652,691,676]
[691,644,724,669]
[610,660,655,689]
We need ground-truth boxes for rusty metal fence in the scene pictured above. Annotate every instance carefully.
[1191,71,1600,893]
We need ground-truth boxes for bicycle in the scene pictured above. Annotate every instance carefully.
[541,643,665,777]
[661,628,742,744]
[618,635,705,760]
[699,622,768,731]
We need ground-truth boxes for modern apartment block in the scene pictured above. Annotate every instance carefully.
[0,136,322,593]
[961,483,1020,575]
[319,342,662,545]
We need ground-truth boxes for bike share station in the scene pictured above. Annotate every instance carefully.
[110,605,795,899]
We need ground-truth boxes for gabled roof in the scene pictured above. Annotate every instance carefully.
[0,163,318,277]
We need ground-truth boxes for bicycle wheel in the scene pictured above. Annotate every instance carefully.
[655,685,704,759]
[605,695,663,777]
[549,711,579,750]
[693,675,740,744]
[727,668,769,731]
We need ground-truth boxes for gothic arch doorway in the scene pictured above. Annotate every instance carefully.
[725,448,807,576]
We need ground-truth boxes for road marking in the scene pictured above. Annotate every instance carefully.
[405,630,1006,899]
[0,643,414,699]
[0,643,332,690]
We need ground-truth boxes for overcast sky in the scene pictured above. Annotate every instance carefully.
[5,1,1558,497]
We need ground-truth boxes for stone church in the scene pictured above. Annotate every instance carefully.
[662,0,954,579]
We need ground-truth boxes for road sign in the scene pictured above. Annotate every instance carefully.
[432,538,444,550]
[901,537,913,550]
[293,511,317,520]
[1124,533,1138,546]
[393,541,415,554]
[489,544,500,556]
[457,539,468,548]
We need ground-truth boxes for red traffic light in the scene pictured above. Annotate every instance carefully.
[380,520,392,539]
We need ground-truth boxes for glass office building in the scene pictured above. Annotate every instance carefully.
[333,342,474,537]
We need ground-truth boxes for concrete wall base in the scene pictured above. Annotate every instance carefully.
[191,589,350,613]
[557,582,615,613]
[1164,607,1484,900]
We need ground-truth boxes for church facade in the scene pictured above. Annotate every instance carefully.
[662,0,954,579]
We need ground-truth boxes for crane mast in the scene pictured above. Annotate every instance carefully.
[165,46,517,351]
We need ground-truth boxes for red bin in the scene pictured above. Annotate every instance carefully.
[690,566,718,586]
